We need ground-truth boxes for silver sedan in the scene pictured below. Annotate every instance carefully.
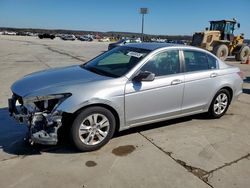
[9,43,243,151]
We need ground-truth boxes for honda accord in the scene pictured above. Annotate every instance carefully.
[9,43,243,151]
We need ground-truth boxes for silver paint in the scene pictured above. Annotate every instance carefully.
[10,43,243,133]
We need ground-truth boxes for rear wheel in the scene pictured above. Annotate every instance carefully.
[71,106,116,151]
[208,89,231,118]
[235,46,250,62]
[213,44,229,61]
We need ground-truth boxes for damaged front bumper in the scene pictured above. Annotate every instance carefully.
[8,93,68,145]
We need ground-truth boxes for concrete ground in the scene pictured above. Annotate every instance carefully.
[0,35,250,188]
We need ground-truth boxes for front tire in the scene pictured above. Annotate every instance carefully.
[71,106,116,151]
[208,89,231,118]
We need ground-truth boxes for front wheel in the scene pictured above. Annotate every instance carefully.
[71,106,116,151]
[208,89,231,118]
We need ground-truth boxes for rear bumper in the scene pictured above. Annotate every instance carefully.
[232,89,242,102]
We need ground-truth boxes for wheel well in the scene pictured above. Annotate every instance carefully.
[220,86,233,103]
[67,104,121,133]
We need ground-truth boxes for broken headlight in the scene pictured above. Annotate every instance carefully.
[23,93,71,113]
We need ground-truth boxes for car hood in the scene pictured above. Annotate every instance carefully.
[11,65,106,97]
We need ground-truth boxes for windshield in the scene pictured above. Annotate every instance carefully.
[82,46,150,78]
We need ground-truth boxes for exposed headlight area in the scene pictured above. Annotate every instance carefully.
[23,94,70,112]
[9,93,71,145]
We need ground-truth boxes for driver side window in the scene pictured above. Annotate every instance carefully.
[140,50,180,77]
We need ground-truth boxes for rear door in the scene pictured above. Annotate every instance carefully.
[181,49,219,114]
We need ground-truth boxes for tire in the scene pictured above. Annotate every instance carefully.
[235,46,250,62]
[70,106,116,151]
[208,89,231,118]
[213,44,229,61]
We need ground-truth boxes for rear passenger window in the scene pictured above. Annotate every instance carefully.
[184,50,211,72]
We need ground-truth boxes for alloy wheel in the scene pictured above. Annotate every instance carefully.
[78,113,110,145]
[213,93,228,115]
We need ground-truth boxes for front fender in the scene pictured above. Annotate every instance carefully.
[58,97,121,113]
[57,96,126,131]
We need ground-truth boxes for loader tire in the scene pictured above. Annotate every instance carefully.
[213,44,228,61]
[235,45,250,62]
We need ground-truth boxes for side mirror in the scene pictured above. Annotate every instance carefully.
[133,71,155,82]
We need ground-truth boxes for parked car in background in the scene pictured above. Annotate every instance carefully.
[38,33,55,39]
[108,38,141,50]
[166,40,186,45]
[78,35,93,41]
[16,32,35,36]
[155,38,167,43]
[9,43,243,151]
[99,37,110,42]
[60,34,76,41]
[3,31,17,35]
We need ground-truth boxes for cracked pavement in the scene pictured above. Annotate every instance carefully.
[0,35,250,188]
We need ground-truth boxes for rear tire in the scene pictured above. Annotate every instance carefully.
[208,89,231,118]
[235,45,250,62]
[70,106,116,152]
[213,44,229,61]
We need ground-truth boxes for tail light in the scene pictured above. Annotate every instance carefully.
[237,71,245,80]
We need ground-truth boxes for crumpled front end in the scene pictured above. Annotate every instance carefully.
[8,93,71,145]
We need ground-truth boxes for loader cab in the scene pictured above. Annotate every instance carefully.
[209,20,238,41]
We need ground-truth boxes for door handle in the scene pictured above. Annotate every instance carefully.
[171,79,182,85]
[210,73,218,78]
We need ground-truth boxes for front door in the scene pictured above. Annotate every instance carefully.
[125,49,184,127]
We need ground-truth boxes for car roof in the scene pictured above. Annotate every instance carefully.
[125,42,182,51]
[124,42,222,60]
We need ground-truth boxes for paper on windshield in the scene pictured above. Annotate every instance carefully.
[127,51,143,58]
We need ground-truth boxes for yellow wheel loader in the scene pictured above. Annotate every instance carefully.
[192,19,250,61]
